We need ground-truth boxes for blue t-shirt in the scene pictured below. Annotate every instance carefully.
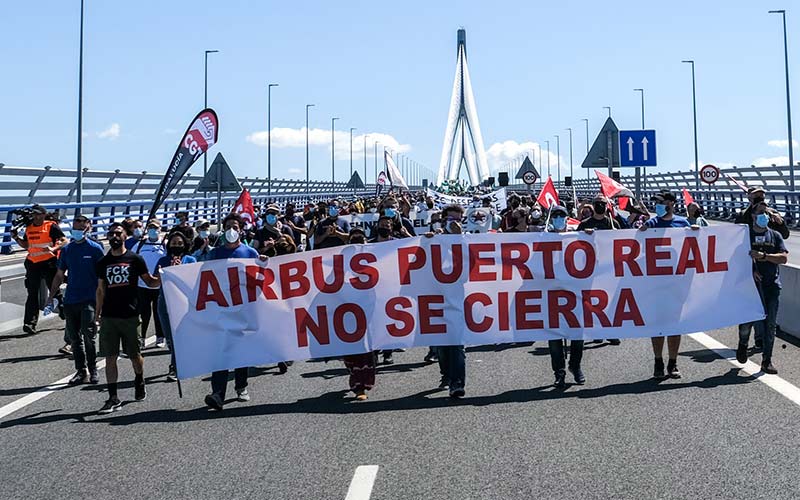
[209,243,259,260]
[57,238,105,304]
[156,254,198,269]
[645,215,691,228]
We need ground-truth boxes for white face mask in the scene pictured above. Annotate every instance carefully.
[225,228,240,243]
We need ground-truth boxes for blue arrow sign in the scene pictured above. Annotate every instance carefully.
[619,130,656,167]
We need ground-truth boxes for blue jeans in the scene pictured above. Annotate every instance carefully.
[436,345,465,390]
[64,301,97,372]
[739,284,780,363]
[548,340,584,376]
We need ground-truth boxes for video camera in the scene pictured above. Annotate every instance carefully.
[10,207,60,233]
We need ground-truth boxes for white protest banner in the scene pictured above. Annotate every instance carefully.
[427,188,507,212]
[162,225,764,379]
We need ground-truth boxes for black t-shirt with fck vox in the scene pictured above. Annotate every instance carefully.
[95,250,148,319]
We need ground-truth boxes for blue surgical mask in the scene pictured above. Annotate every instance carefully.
[266,214,278,225]
[385,208,397,218]
[133,228,143,239]
[328,207,339,217]
[70,229,86,241]
[755,213,770,228]
[147,228,159,240]
[552,216,567,231]
[199,230,209,239]
[655,204,668,217]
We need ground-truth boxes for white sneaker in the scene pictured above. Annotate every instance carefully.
[155,337,166,349]
[139,337,146,350]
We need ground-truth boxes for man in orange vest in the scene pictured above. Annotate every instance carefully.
[11,204,67,337]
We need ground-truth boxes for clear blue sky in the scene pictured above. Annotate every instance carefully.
[1,0,797,185]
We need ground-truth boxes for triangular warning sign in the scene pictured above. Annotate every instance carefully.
[581,117,620,169]
[515,156,540,180]
[345,171,365,190]
[197,152,242,192]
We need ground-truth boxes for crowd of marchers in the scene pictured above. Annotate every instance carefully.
[9,184,788,414]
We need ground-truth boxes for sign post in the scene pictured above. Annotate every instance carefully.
[619,129,657,199]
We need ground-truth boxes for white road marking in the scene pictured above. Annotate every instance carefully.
[689,332,800,407]
[0,335,156,420]
[345,465,379,500]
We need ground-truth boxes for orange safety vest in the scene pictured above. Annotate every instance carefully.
[26,220,58,263]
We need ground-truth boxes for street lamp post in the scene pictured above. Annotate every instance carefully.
[566,128,573,184]
[545,140,551,178]
[331,117,339,183]
[364,134,369,184]
[76,0,85,204]
[374,141,379,181]
[267,83,278,197]
[634,88,645,197]
[682,60,700,190]
[769,10,795,191]
[203,49,219,175]
[581,118,590,181]
[603,106,612,118]
[349,127,356,179]
[305,104,315,199]
[555,135,561,186]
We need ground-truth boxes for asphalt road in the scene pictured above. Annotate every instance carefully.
[1,315,799,499]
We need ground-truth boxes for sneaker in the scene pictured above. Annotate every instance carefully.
[653,359,667,380]
[355,390,368,401]
[89,370,100,384]
[608,339,621,345]
[139,338,146,350]
[22,324,36,335]
[98,398,122,414]
[569,366,586,385]
[762,362,778,375]
[58,344,73,356]
[424,352,438,363]
[236,388,251,402]
[68,370,88,386]
[155,337,166,349]
[449,386,465,398]
[382,353,394,365]
[166,365,177,382]
[554,372,567,389]
[438,377,450,390]
[736,343,748,364]
[134,380,146,401]
[204,393,224,410]
[277,362,289,374]
[667,360,682,379]
[754,339,763,350]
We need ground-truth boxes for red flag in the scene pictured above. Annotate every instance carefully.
[682,188,695,206]
[536,176,560,208]
[594,170,634,198]
[231,188,255,227]
[618,197,629,210]
[567,217,581,229]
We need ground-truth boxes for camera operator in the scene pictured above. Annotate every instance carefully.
[11,204,68,336]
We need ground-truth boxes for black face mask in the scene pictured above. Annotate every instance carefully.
[108,237,123,249]
[168,246,185,256]
[510,200,520,208]
[377,227,391,238]
[593,202,606,214]
[350,237,366,244]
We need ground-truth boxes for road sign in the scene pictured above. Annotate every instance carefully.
[700,164,720,184]
[581,117,620,168]
[619,130,657,167]
[522,171,537,185]
[515,156,540,183]
[198,153,242,192]
[346,171,365,190]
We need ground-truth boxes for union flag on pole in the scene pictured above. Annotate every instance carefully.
[682,188,695,206]
[594,170,634,198]
[536,176,560,208]
[231,188,255,227]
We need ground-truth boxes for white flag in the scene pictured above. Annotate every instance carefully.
[384,151,409,190]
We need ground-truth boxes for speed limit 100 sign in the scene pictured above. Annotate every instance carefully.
[700,164,720,184]
[522,171,538,185]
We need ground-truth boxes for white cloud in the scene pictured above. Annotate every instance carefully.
[97,123,120,140]
[287,168,302,175]
[246,128,410,159]
[485,140,565,177]
[751,156,790,167]
[768,139,798,148]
